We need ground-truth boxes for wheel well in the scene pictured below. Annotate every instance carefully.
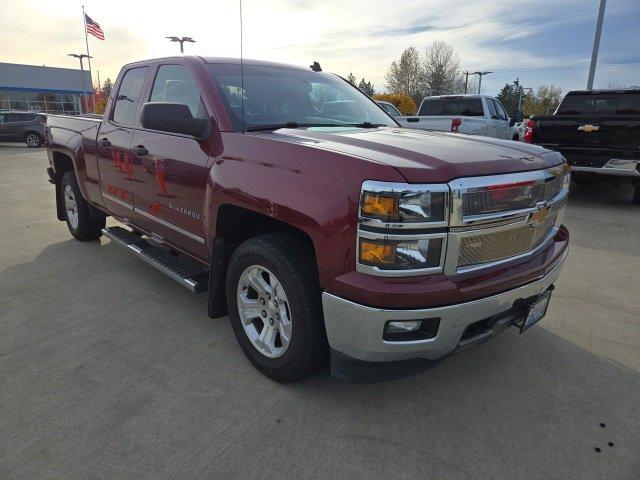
[24,130,41,138]
[53,151,74,177]
[216,204,316,257]
[52,152,74,220]
[208,204,318,319]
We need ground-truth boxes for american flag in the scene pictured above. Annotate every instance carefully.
[85,14,105,40]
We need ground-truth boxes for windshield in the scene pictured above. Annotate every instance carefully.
[207,63,397,131]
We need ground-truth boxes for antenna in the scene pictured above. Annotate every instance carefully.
[240,0,245,134]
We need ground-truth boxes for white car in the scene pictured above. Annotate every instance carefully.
[396,94,521,140]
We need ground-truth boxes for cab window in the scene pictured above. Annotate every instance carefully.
[112,67,148,126]
[150,64,207,119]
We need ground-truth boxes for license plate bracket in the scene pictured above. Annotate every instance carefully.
[514,286,554,334]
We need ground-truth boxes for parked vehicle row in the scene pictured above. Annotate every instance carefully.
[525,89,640,204]
[45,56,570,382]
[0,110,46,147]
[395,95,522,140]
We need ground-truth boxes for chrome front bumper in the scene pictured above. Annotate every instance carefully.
[323,249,568,363]
[571,159,640,177]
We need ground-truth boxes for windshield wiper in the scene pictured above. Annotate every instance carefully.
[344,122,386,128]
[246,122,347,132]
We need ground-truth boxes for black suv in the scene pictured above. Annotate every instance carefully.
[0,111,46,147]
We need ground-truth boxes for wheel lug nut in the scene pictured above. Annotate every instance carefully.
[266,293,271,300]
[269,318,274,326]
[275,313,280,320]
[261,310,267,318]
[260,298,265,305]
[273,301,278,308]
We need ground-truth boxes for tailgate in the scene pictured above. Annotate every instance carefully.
[535,115,640,152]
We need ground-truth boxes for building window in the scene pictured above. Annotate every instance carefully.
[0,88,81,115]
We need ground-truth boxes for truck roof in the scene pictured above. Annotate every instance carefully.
[121,55,310,72]
[565,89,640,96]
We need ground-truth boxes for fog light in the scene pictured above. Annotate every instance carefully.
[387,320,422,333]
[383,318,440,341]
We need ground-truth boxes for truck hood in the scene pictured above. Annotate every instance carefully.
[259,127,562,183]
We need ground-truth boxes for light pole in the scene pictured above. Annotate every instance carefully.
[587,0,606,90]
[471,71,492,94]
[166,36,196,53]
[68,53,92,114]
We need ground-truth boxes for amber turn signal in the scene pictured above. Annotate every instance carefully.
[359,239,395,265]
[361,193,398,219]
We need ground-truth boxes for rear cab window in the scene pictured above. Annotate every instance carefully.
[419,97,484,117]
[556,92,640,115]
[111,67,148,126]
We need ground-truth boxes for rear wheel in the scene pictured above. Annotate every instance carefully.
[60,171,105,240]
[226,234,327,382]
[25,132,42,147]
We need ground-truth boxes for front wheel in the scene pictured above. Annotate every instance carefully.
[226,234,327,382]
[25,132,42,147]
[60,171,105,240]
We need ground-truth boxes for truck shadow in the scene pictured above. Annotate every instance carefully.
[2,238,639,478]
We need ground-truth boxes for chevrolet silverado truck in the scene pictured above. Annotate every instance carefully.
[45,56,570,382]
[525,89,640,204]
[396,94,523,140]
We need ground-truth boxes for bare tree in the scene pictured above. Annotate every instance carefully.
[423,41,461,95]
[385,47,425,104]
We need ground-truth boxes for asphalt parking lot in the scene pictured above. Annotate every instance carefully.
[1,144,639,480]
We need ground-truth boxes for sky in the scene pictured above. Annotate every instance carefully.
[0,0,638,96]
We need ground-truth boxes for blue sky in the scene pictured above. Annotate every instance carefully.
[1,0,638,96]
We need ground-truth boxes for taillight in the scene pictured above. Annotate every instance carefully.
[524,119,535,143]
[451,118,461,133]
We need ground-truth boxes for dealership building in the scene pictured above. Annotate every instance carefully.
[0,62,92,115]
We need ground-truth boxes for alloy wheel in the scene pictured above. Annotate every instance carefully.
[236,265,292,358]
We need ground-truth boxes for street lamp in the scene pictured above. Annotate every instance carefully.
[166,36,196,54]
[68,53,92,114]
[471,71,492,94]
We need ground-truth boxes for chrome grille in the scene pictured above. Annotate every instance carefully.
[533,212,557,247]
[458,226,535,267]
[462,183,544,216]
[544,176,563,201]
[457,216,557,268]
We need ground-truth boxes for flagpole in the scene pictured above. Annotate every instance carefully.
[82,5,95,113]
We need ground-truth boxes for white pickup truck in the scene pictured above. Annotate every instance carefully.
[396,95,522,140]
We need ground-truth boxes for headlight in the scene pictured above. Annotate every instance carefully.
[359,181,448,224]
[358,235,444,271]
[357,181,449,276]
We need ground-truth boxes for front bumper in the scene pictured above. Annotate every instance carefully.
[323,248,568,381]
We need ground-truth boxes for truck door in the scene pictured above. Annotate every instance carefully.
[493,99,511,139]
[485,98,500,138]
[130,63,211,260]
[96,66,149,219]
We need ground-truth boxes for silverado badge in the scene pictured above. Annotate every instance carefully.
[577,124,600,132]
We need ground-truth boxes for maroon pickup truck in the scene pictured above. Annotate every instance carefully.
[45,56,570,382]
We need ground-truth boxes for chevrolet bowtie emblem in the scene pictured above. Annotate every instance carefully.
[530,206,551,227]
[577,124,600,132]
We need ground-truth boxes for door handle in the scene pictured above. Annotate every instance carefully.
[132,145,148,156]
[99,137,111,147]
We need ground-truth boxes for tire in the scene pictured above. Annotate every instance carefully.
[226,234,328,382]
[25,132,42,147]
[633,183,640,206]
[60,171,105,240]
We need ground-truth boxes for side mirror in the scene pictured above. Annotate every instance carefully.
[140,102,209,138]
[509,118,516,127]
[513,110,524,123]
